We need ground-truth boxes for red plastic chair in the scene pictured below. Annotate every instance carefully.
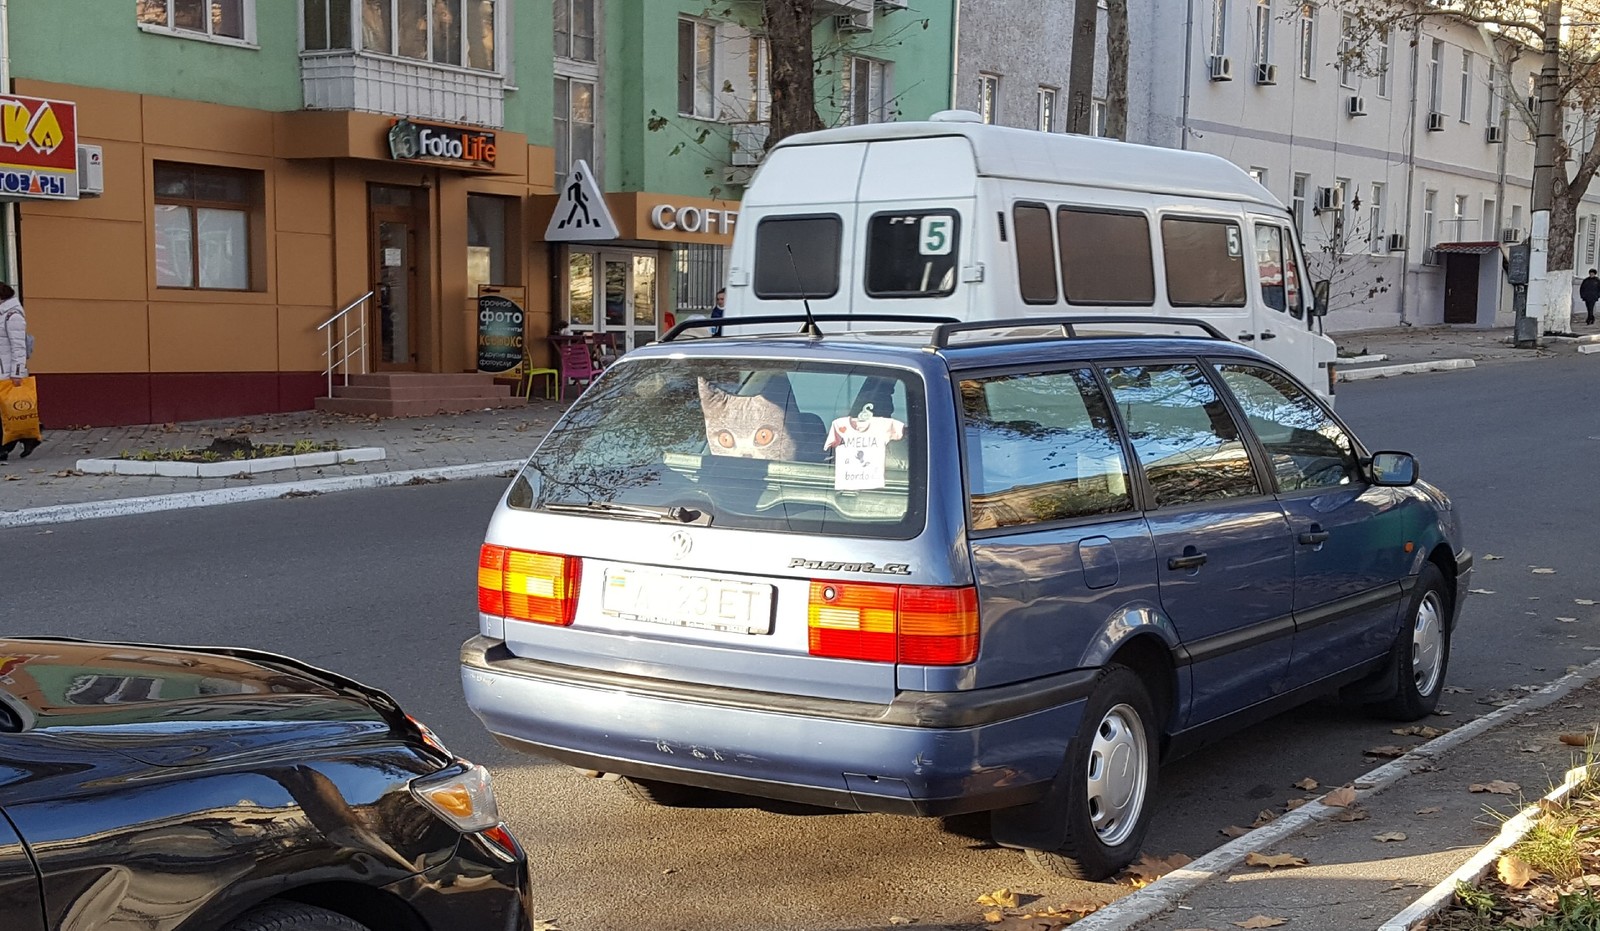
[552,335,601,400]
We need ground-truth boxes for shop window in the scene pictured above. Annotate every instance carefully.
[673,243,725,318]
[139,0,253,44]
[153,162,262,291]
[1058,207,1155,305]
[467,194,511,293]
[350,0,494,69]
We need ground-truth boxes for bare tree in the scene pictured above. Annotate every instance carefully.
[1106,0,1130,139]
[1303,210,1394,315]
[763,0,828,145]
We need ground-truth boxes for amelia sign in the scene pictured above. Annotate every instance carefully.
[0,94,78,201]
[387,118,496,168]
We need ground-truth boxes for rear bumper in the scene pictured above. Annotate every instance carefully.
[460,636,1091,817]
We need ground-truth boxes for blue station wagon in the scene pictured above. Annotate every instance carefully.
[461,316,1471,879]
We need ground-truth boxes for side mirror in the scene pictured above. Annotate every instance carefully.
[1311,279,1331,316]
[1369,451,1418,487]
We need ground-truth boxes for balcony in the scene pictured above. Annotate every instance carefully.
[301,51,506,128]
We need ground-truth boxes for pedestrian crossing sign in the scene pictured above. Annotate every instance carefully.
[545,159,619,242]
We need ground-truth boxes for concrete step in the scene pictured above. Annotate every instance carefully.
[314,395,527,417]
[331,384,516,402]
[344,373,505,389]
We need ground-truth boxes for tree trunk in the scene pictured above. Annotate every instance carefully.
[763,0,826,148]
[1106,0,1129,139]
[1552,171,1575,275]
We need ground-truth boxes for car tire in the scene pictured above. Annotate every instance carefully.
[1024,664,1159,880]
[222,902,371,931]
[1369,563,1452,722]
[619,776,715,807]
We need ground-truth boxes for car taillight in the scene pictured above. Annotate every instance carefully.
[477,543,581,626]
[807,581,979,666]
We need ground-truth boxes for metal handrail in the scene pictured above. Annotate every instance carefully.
[318,290,374,396]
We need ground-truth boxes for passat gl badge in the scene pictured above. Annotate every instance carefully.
[670,530,693,561]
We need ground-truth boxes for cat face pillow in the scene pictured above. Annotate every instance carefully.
[698,378,796,460]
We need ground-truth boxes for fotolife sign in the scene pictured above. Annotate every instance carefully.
[477,293,525,375]
[0,95,78,200]
[388,118,496,169]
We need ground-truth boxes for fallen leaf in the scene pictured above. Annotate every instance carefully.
[1561,733,1593,747]
[1444,685,1472,693]
[1233,917,1289,929]
[1251,809,1278,828]
[1469,588,1497,595]
[1520,744,1544,753]
[977,889,1021,909]
[1579,599,1598,606]
[1498,853,1535,890]
[533,921,561,931]
[1123,852,1193,884]
[1533,568,1557,574]
[1334,806,1370,822]
[1559,617,1579,623]
[1373,831,1408,843]
[1322,786,1358,808]
[1469,780,1521,795]
[1293,777,1319,791]
[1221,824,1252,837]
[1244,852,1308,869]
[983,910,1004,924]
[1284,798,1308,811]
[1416,807,1442,815]
[1393,725,1447,739]
[1484,553,1504,560]
[1365,745,1409,758]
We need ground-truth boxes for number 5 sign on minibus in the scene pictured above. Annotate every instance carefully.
[920,216,953,255]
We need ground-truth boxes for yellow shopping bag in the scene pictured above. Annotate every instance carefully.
[0,376,41,446]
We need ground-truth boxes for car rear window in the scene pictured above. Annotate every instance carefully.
[509,357,927,539]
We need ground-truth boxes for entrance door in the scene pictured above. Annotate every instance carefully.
[569,250,658,351]
[370,186,423,369]
[1443,253,1479,324]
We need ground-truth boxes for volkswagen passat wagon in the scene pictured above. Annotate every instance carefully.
[462,315,1470,879]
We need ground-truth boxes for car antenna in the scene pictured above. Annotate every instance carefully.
[785,243,822,337]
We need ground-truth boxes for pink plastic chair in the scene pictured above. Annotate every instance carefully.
[552,335,601,400]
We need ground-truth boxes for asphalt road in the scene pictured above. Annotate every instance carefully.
[3,352,1597,930]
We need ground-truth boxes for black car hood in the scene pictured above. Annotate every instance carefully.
[0,638,406,767]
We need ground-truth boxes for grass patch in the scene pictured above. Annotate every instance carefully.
[115,437,340,463]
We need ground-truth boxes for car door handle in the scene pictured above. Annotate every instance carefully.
[1236,333,1256,341]
[1167,549,1208,571]
[1298,527,1330,545]
[1259,331,1278,341]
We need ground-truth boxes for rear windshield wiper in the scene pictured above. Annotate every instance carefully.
[542,501,713,526]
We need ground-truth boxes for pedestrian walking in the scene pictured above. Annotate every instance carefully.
[1582,269,1600,325]
[0,282,40,461]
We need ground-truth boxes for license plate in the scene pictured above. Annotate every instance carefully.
[601,568,775,635]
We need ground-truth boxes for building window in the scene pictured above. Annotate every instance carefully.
[1375,27,1393,97]
[153,162,260,291]
[1090,99,1108,136]
[303,0,353,49]
[1459,51,1474,122]
[554,0,596,62]
[1210,0,1228,58]
[845,57,891,125]
[1423,189,1438,250]
[1429,39,1443,114]
[1369,182,1385,252]
[1038,87,1058,132]
[978,73,1000,124]
[1511,204,1524,238]
[1481,198,1496,240]
[1486,64,1501,124]
[1291,172,1309,231]
[1587,219,1597,268]
[1297,4,1316,79]
[1338,15,1355,88]
[1333,177,1350,242]
[140,0,254,44]
[1248,166,1267,186]
[1254,0,1272,66]
[339,0,496,70]
[554,76,596,187]
[678,18,716,119]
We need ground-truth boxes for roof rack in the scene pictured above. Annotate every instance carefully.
[927,315,1229,350]
[661,313,957,343]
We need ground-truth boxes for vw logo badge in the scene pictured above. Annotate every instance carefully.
[669,530,693,561]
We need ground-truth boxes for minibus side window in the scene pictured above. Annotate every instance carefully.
[1013,203,1059,304]
[1161,217,1248,307]
[1058,207,1156,305]
[1282,226,1306,319]
[864,209,961,298]
[1254,223,1288,313]
[753,215,843,299]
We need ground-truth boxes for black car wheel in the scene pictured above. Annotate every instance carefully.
[1370,563,1452,721]
[1025,664,1159,880]
[224,902,372,931]
[620,776,716,807]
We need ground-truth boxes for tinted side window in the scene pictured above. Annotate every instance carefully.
[1161,217,1247,307]
[1103,363,1261,507]
[754,215,842,298]
[1059,208,1156,304]
[1215,363,1360,491]
[865,210,960,298]
[1013,203,1059,304]
[960,369,1133,530]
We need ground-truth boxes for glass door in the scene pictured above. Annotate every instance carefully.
[369,186,422,370]
[567,249,659,351]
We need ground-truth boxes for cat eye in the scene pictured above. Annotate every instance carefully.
[716,430,736,449]
[754,427,776,447]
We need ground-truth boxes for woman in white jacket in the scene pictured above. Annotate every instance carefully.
[0,282,38,460]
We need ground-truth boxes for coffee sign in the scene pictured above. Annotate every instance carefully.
[477,294,525,374]
[388,118,496,168]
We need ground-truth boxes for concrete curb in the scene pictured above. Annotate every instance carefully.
[1544,333,1600,344]
[1336,353,1391,365]
[0,459,525,529]
[1337,358,1476,381]
[76,446,387,478]
[1071,655,1600,931]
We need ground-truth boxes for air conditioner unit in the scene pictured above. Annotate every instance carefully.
[1347,95,1367,117]
[1426,111,1446,132]
[1502,227,1522,243]
[1421,248,1440,266]
[1527,94,1538,113]
[1255,62,1278,85]
[836,10,873,33]
[1487,125,1504,144]
[1209,55,1233,82]
[76,144,104,197]
[1316,186,1342,211]
[1387,232,1406,252]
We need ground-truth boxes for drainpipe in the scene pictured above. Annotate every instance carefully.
[1180,0,1195,149]
[1,0,16,288]
[1397,20,1422,325]
[948,0,961,110]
